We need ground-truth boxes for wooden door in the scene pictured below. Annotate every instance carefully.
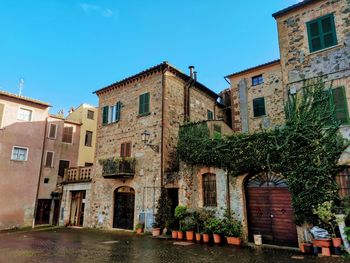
[246,172,298,247]
[69,191,85,227]
[35,199,51,225]
[113,187,135,230]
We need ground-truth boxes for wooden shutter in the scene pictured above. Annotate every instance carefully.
[139,93,150,115]
[58,160,70,176]
[45,152,54,167]
[0,103,4,127]
[120,142,131,157]
[102,106,109,125]
[115,102,121,122]
[62,126,73,143]
[48,124,57,139]
[253,97,266,117]
[332,87,349,125]
[207,110,213,120]
[203,173,217,207]
[85,131,93,146]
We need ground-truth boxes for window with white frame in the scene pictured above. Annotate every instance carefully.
[48,123,57,139]
[11,146,28,161]
[17,108,32,121]
[44,151,54,167]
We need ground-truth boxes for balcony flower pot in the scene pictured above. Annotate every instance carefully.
[136,228,143,234]
[332,237,342,248]
[152,228,161,237]
[195,233,201,242]
[186,231,194,241]
[203,233,210,243]
[226,237,242,246]
[213,234,221,244]
[177,231,184,240]
[172,230,178,239]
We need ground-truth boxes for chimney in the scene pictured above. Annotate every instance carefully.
[189,66,195,79]
[68,107,75,114]
[194,71,197,81]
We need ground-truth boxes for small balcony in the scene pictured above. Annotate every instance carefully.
[101,158,136,179]
[63,166,92,184]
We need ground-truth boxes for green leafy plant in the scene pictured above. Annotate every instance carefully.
[222,210,242,237]
[136,223,144,229]
[313,201,337,237]
[175,205,188,231]
[177,79,348,225]
[155,189,175,231]
[207,217,224,234]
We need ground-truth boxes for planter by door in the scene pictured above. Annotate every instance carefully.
[227,237,242,246]
[172,231,178,239]
[113,187,135,230]
[186,231,194,241]
[246,172,298,247]
[195,233,201,242]
[177,231,184,240]
[203,233,210,243]
[213,234,221,244]
[152,228,161,237]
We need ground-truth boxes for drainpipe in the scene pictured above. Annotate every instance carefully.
[161,63,168,187]
[32,117,48,228]
[226,172,231,215]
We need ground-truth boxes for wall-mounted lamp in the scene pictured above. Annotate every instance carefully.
[141,130,159,153]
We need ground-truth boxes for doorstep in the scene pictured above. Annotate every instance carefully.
[247,242,299,251]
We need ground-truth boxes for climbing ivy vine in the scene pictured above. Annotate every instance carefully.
[177,79,349,225]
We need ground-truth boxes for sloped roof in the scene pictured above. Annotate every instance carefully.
[272,0,319,18]
[93,61,219,99]
[225,59,280,78]
[0,90,51,107]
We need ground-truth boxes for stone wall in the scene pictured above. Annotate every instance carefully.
[229,62,285,133]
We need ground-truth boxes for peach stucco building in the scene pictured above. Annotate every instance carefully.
[0,90,50,230]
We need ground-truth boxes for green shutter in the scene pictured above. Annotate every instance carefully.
[307,14,337,52]
[207,110,213,120]
[115,102,121,122]
[139,93,150,115]
[253,98,266,117]
[102,106,109,125]
[332,87,349,125]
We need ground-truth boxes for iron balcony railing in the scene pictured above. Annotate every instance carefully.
[101,158,136,178]
[63,166,92,183]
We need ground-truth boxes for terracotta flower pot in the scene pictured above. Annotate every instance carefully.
[300,243,312,254]
[177,231,184,240]
[203,233,210,243]
[226,237,242,246]
[186,231,194,241]
[332,237,342,248]
[136,228,143,234]
[172,230,178,239]
[195,233,201,242]
[312,239,331,248]
[152,228,161,237]
[213,233,221,244]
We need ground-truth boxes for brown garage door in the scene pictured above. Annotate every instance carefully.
[246,172,298,247]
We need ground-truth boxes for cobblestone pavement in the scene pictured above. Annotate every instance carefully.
[0,228,346,263]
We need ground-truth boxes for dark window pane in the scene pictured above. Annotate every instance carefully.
[311,38,322,51]
[309,21,320,37]
[321,17,332,33]
[58,160,70,177]
[87,110,94,120]
[203,173,217,207]
[62,126,73,143]
[253,97,266,117]
[85,131,93,147]
[45,152,53,167]
[324,33,335,48]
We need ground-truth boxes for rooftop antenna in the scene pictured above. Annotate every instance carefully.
[19,78,24,96]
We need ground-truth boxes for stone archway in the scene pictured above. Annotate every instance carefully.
[245,172,298,247]
[113,186,135,230]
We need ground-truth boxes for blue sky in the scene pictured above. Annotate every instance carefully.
[0,0,297,113]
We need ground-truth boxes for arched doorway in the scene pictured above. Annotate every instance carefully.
[245,172,298,247]
[113,186,135,230]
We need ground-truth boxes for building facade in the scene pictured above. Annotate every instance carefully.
[85,62,226,230]
[0,90,50,230]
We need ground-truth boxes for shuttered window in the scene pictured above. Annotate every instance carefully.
[307,14,337,53]
[85,131,93,147]
[45,151,54,167]
[331,87,349,125]
[58,160,70,177]
[120,142,132,157]
[336,168,350,198]
[253,97,266,117]
[62,126,73,143]
[87,110,94,120]
[252,75,263,86]
[0,103,4,127]
[48,123,57,139]
[139,93,150,115]
[102,102,121,125]
[203,173,217,207]
[207,110,214,120]
[102,106,109,125]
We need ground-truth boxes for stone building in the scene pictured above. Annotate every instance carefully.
[87,62,226,230]
[0,90,50,230]
[35,114,81,225]
[59,104,97,227]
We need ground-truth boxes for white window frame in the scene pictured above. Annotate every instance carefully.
[17,107,32,121]
[62,125,74,144]
[48,123,57,139]
[45,151,54,168]
[11,146,29,161]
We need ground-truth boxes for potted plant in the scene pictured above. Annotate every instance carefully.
[136,223,144,234]
[313,201,341,248]
[175,205,187,240]
[197,208,214,243]
[152,222,161,237]
[207,217,223,244]
[182,212,195,241]
[192,210,202,242]
[222,211,242,246]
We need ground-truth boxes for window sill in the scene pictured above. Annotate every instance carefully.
[102,120,120,127]
[252,115,266,119]
[252,83,264,87]
[137,112,151,118]
[308,43,343,56]
[11,159,28,162]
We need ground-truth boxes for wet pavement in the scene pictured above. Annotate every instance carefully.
[0,228,346,263]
